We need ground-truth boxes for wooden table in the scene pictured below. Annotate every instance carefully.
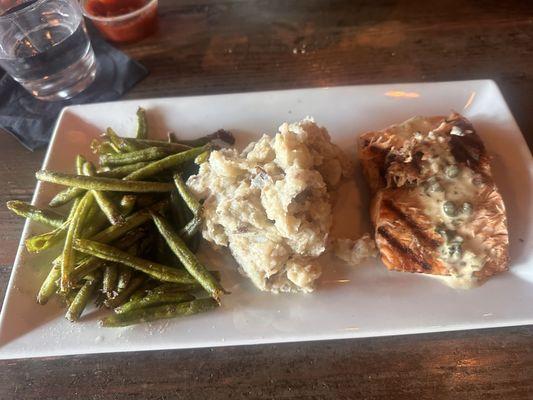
[1,1,532,398]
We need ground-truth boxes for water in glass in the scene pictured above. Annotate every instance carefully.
[0,0,96,101]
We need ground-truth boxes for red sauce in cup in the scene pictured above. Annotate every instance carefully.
[84,0,158,43]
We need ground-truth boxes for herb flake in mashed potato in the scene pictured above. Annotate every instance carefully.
[187,117,352,293]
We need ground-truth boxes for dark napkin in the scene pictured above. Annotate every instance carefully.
[0,25,149,151]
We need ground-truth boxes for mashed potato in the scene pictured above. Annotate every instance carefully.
[187,118,352,293]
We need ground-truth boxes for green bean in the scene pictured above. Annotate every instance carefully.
[26,194,82,253]
[71,228,147,282]
[96,162,150,178]
[25,226,66,253]
[135,194,164,209]
[65,278,99,322]
[173,174,201,215]
[123,145,208,181]
[102,263,119,298]
[99,147,168,167]
[83,162,124,225]
[119,195,136,216]
[61,193,93,292]
[101,298,218,327]
[91,139,120,155]
[7,200,66,229]
[74,155,85,174]
[176,129,234,147]
[124,138,191,152]
[74,239,196,284]
[104,275,145,309]
[116,242,140,290]
[90,201,166,243]
[180,217,202,240]
[36,264,61,305]
[48,187,85,208]
[114,292,194,314]
[151,212,225,301]
[105,127,141,152]
[150,282,202,293]
[116,265,132,292]
[136,107,148,139]
[169,191,189,229]
[36,171,174,192]
[129,287,148,302]
[48,155,88,207]
[194,150,210,165]
[188,231,201,253]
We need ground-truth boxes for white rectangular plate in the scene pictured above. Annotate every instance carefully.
[1,80,532,360]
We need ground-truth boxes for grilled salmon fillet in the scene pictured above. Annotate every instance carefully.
[359,113,509,287]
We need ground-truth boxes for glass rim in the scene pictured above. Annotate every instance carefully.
[81,0,157,23]
[0,0,49,20]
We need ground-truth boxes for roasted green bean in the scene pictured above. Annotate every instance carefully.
[36,171,174,192]
[114,292,194,314]
[83,161,124,225]
[48,186,85,208]
[104,274,145,309]
[7,200,66,228]
[96,162,150,178]
[36,264,61,305]
[194,150,210,165]
[124,138,191,152]
[136,107,148,139]
[71,227,147,282]
[65,277,99,322]
[74,239,196,284]
[99,147,168,167]
[101,298,218,327]
[61,193,93,292]
[151,212,225,301]
[102,263,119,298]
[105,127,141,152]
[123,145,208,181]
[173,174,201,215]
[119,194,136,216]
[174,129,234,147]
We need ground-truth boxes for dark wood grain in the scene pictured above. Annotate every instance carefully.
[1,0,532,398]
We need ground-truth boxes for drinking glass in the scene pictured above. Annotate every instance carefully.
[0,0,97,101]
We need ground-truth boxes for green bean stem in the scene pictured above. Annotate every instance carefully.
[136,107,148,139]
[101,298,219,327]
[36,170,174,192]
[151,212,225,301]
[119,195,136,216]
